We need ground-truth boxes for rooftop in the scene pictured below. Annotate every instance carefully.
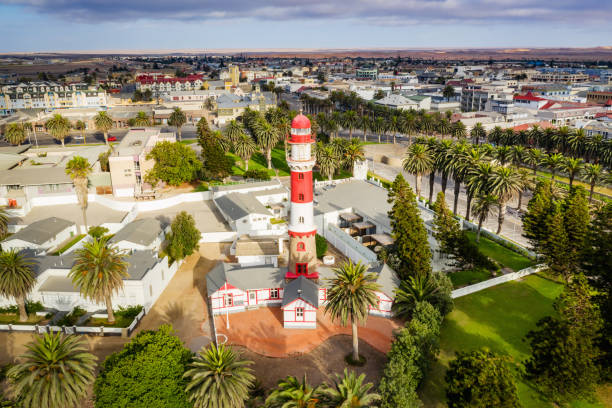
[206,262,285,296]
[282,276,319,308]
[109,218,163,247]
[4,217,74,245]
[214,192,272,221]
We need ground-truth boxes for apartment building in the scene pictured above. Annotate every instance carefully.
[135,74,206,93]
[586,91,612,104]
[109,128,176,197]
[461,85,512,112]
[0,82,107,115]
[531,72,589,83]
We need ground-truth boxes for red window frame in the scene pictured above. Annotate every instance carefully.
[296,307,304,320]
[297,242,305,252]
[296,263,308,275]
[224,293,233,307]
[270,288,279,299]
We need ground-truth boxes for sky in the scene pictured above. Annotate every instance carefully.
[1,0,611,52]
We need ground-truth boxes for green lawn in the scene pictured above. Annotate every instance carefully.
[420,273,604,408]
[52,234,85,255]
[448,268,493,288]
[227,148,291,178]
[86,315,134,328]
[0,313,47,325]
[465,230,535,271]
[313,169,352,181]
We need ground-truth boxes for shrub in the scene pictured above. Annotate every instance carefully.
[56,306,87,326]
[89,225,110,239]
[25,301,44,314]
[167,211,201,261]
[115,305,143,320]
[0,305,18,314]
[315,234,328,258]
[243,169,270,181]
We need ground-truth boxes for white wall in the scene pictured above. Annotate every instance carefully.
[209,287,247,315]
[369,291,394,317]
[283,299,317,329]
[1,225,77,254]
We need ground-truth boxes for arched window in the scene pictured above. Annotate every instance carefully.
[297,242,305,251]
[298,193,304,201]
[298,216,304,223]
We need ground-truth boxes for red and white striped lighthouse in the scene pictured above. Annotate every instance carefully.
[286,113,318,280]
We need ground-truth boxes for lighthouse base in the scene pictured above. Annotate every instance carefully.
[286,232,318,279]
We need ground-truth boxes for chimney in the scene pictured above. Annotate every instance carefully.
[297,289,302,297]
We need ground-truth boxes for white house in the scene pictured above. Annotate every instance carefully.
[1,217,77,254]
[108,218,165,252]
[231,235,283,267]
[370,264,400,317]
[281,276,318,329]
[214,192,274,234]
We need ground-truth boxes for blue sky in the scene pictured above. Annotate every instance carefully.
[1,1,610,52]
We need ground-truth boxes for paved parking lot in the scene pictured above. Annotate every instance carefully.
[136,200,230,232]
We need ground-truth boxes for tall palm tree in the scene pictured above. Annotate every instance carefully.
[525,148,543,176]
[69,238,128,324]
[403,143,433,199]
[488,126,503,145]
[184,344,254,408]
[0,207,8,240]
[234,133,257,171]
[372,117,385,144]
[133,111,150,127]
[322,369,380,408]
[45,114,71,147]
[324,261,380,361]
[388,115,400,144]
[7,332,97,408]
[74,120,86,145]
[402,112,418,144]
[436,139,454,196]
[392,273,439,319]
[4,123,27,146]
[489,166,523,235]
[358,115,370,142]
[583,163,603,203]
[471,194,498,242]
[94,111,113,145]
[342,110,359,139]
[65,156,92,234]
[343,138,365,173]
[451,121,467,139]
[567,128,587,158]
[446,142,468,214]
[168,107,187,141]
[254,119,280,169]
[470,122,486,145]
[224,119,246,144]
[561,157,584,189]
[509,145,526,168]
[317,143,339,181]
[541,152,564,183]
[266,375,322,408]
[0,250,35,322]
[494,145,512,166]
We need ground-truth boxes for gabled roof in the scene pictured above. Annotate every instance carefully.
[4,217,74,245]
[214,192,271,221]
[0,166,71,186]
[124,250,159,280]
[282,276,319,308]
[371,263,401,298]
[109,218,163,246]
[206,262,285,296]
[514,92,546,102]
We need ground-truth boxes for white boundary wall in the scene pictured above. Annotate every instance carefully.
[323,224,378,265]
[451,265,544,299]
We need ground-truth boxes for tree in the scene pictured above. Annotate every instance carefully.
[322,369,380,408]
[94,111,113,145]
[522,181,556,252]
[432,192,461,256]
[316,143,340,181]
[45,114,71,147]
[74,120,86,144]
[525,148,543,176]
[265,375,322,408]
[168,107,187,141]
[0,207,8,240]
[563,188,589,273]
[145,141,202,186]
[4,123,27,146]
[445,349,520,408]
[542,202,572,280]
[224,119,245,144]
[583,163,603,202]
[133,111,150,127]
[324,261,380,362]
[471,193,498,242]
[541,153,564,182]
[94,325,192,408]
[341,110,359,139]
[253,119,279,169]
[392,273,439,319]
[184,344,254,408]
[515,168,532,211]
[69,238,128,324]
[196,117,212,140]
[561,157,584,189]
[343,138,365,173]
[233,133,257,171]
[166,211,200,261]
[489,166,522,235]
[65,156,92,234]
[470,122,485,145]
[443,84,455,101]
[403,143,433,199]
[387,174,432,279]
[200,132,233,180]
[8,332,97,408]
[0,250,35,322]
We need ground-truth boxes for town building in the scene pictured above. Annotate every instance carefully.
[531,72,589,83]
[356,68,378,80]
[0,217,77,254]
[215,92,276,125]
[586,91,612,104]
[135,74,206,93]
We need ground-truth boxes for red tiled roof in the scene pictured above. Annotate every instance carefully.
[136,74,203,84]
[514,92,546,102]
[513,121,555,131]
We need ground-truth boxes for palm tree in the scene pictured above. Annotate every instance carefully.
[69,238,128,324]
[372,117,385,144]
[509,145,526,168]
[525,148,543,176]
[266,375,322,408]
[567,128,587,158]
[4,123,27,146]
[322,369,380,408]
[254,119,280,169]
[488,126,503,145]
[317,143,339,181]
[489,166,523,235]
[436,140,454,196]
[403,143,433,199]
[342,110,359,139]
[0,250,35,322]
[45,114,71,147]
[561,157,584,189]
[516,168,533,211]
[494,145,512,166]
[74,120,86,144]
[392,273,439,319]
[388,115,400,144]
[184,344,254,408]
[541,153,564,182]
[7,332,97,408]
[324,261,380,361]
[133,111,150,127]
[168,107,187,141]
[470,122,486,145]
[94,111,113,145]
[471,194,498,242]
[0,207,8,240]
[234,133,257,171]
[402,112,418,144]
[583,163,603,203]
[445,142,468,214]
[451,121,467,139]
[65,156,92,234]
[358,115,370,142]
[224,119,246,144]
[343,138,365,173]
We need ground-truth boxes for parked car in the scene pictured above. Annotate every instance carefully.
[108,136,117,142]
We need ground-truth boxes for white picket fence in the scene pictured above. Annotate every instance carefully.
[451,264,545,299]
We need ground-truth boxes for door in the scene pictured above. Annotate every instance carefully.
[249,291,256,305]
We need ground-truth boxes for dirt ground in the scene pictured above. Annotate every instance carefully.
[237,334,386,390]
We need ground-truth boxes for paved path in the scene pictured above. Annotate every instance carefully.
[215,307,402,358]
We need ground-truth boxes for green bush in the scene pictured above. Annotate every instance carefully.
[0,305,18,314]
[115,305,143,320]
[26,301,44,314]
[243,168,271,181]
[315,234,328,258]
[89,225,110,239]
[56,306,87,326]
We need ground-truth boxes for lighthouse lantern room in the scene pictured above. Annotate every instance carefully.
[286,113,318,280]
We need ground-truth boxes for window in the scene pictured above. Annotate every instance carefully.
[297,242,305,252]
[149,284,153,297]
[298,173,304,180]
[296,263,308,275]
[270,288,279,299]
[298,216,304,224]
[296,307,304,320]
[298,193,304,201]
[224,294,233,307]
